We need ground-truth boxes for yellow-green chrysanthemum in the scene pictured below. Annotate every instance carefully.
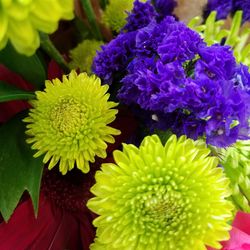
[69,39,103,74]
[0,0,74,56]
[87,135,233,250]
[220,140,250,213]
[24,70,120,175]
[188,11,250,67]
[102,0,146,32]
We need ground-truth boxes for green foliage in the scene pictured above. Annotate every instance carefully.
[0,43,46,89]
[0,113,44,221]
[188,11,250,67]
[220,141,250,213]
[0,81,35,103]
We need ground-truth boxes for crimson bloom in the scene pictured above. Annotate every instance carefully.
[207,211,250,250]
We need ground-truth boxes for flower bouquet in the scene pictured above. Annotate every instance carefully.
[1,0,250,249]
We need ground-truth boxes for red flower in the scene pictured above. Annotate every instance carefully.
[0,192,96,250]
[207,211,250,250]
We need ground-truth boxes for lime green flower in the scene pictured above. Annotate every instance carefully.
[87,135,233,250]
[69,39,103,74]
[188,11,250,67]
[220,140,250,213]
[0,0,74,56]
[102,0,146,32]
[24,70,120,175]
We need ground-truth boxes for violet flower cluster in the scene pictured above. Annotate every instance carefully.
[93,0,176,83]
[93,1,250,147]
[204,0,250,23]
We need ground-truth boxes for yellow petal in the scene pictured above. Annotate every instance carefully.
[8,19,39,55]
[7,3,29,20]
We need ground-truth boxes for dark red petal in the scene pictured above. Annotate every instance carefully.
[107,107,138,153]
[47,60,64,81]
[0,193,95,249]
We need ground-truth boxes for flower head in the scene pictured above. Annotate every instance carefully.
[88,134,233,250]
[95,13,250,147]
[69,39,103,74]
[24,70,120,175]
[0,0,74,55]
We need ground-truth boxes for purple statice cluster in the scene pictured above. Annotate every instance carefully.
[93,0,177,84]
[154,0,177,19]
[234,0,250,22]
[123,0,157,32]
[204,0,250,23]
[93,1,250,147]
[92,31,136,84]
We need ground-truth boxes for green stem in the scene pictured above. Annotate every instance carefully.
[39,33,70,73]
[99,0,108,9]
[80,0,102,40]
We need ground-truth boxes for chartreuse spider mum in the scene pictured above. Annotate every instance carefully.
[0,0,74,55]
[69,39,103,74]
[87,135,234,250]
[189,11,250,67]
[24,70,120,175]
[102,0,146,32]
[219,140,250,213]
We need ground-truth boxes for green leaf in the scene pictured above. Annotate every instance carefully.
[0,81,35,103]
[0,43,46,89]
[225,11,242,46]
[0,113,44,221]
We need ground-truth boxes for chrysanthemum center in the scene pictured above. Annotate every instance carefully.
[132,185,184,232]
[50,97,87,135]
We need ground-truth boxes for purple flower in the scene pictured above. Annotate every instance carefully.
[92,31,136,84]
[234,0,250,23]
[204,0,233,20]
[195,45,236,81]
[135,16,204,61]
[93,3,250,147]
[123,0,158,32]
[234,64,250,93]
[157,19,204,63]
[204,0,250,23]
[119,56,159,109]
[154,0,177,19]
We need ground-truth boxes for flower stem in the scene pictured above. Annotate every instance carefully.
[99,0,108,9]
[39,33,70,73]
[80,0,102,40]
